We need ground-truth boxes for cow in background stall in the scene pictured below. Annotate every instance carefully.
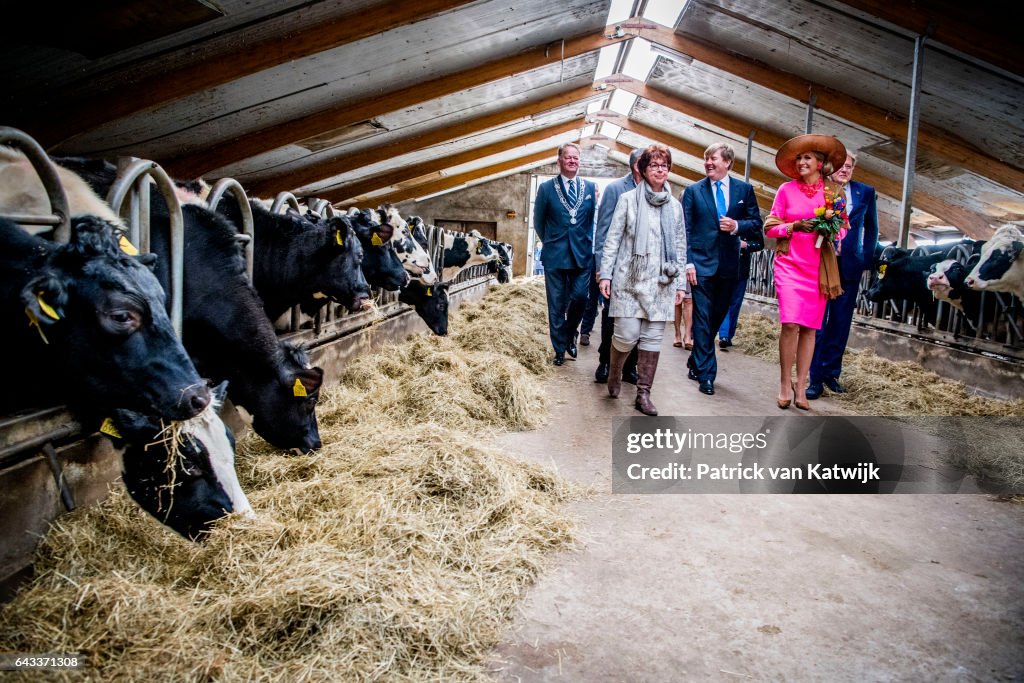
[488,240,514,283]
[371,206,437,284]
[50,157,324,454]
[865,246,944,326]
[110,380,254,540]
[441,229,496,281]
[0,215,210,423]
[966,224,1024,300]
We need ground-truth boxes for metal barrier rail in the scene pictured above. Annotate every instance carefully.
[207,177,255,281]
[747,249,1024,360]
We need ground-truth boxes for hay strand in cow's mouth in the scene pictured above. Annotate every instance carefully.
[0,279,579,681]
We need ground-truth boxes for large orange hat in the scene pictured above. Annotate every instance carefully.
[774,134,847,179]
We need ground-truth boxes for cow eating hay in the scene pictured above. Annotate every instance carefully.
[0,279,579,680]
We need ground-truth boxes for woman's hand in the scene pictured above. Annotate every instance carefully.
[599,279,611,299]
[674,289,685,305]
[792,219,816,232]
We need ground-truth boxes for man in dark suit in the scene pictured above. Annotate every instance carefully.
[683,142,764,395]
[533,142,598,366]
[807,151,879,399]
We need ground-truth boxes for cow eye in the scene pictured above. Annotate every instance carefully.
[102,308,142,334]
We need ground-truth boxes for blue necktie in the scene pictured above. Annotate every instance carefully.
[715,180,727,218]
[566,178,577,205]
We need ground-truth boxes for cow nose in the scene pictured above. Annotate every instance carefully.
[181,384,212,417]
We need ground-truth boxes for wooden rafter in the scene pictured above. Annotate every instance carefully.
[246,84,607,197]
[635,20,1024,192]
[23,0,481,149]
[165,22,634,179]
[320,117,587,203]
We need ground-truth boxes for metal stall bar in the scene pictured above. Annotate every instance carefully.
[207,178,255,282]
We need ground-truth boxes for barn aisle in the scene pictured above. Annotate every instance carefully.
[489,325,1024,681]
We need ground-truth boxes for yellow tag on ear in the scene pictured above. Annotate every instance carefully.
[425,287,432,297]
[293,378,308,397]
[118,235,139,256]
[335,230,344,247]
[878,264,887,279]
[24,308,50,344]
[100,418,122,439]
[371,232,384,247]
[37,292,60,320]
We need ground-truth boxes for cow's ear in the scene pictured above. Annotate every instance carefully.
[108,408,158,444]
[374,222,394,244]
[329,216,351,249]
[1011,240,1023,259]
[210,380,229,407]
[292,366,324,397]
[21,273,67,330]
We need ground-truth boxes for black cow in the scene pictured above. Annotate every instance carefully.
[0,216,209,422]
[112,381,253,540]
[214,201,370,321]
[441,230,496,281]
[865,248,945,325]
[341,209,408,291]
[399,280,451,336]
[54,157,324,453]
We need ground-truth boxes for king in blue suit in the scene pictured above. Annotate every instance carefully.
[533,143,597,365]
[807,151,879,399]
[682,142,764,396]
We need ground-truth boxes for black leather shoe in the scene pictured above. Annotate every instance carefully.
[805,383,824,400]
[699,380,715,395]
[567,341,578,359]
[580,333,590,346]
[553,352,565,366]
[594,362,609,383]
[824,378,846,394]
[719,338,732,349]
[687,368,700,382]
[623,367,639,385]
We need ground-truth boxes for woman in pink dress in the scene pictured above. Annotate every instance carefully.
[765,135,848,410]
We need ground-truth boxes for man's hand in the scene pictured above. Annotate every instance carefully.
[599,279,611,299]
[718,217,737,233]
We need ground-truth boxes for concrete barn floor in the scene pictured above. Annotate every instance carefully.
[488,324,1024,682]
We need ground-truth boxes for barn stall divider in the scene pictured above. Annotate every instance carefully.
[0,130,498,595]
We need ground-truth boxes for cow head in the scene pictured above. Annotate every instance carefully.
[399,280,450,336]
[927,259,967,303]
[375,209,436,285]
[113,381,253,541]
[965,224,1024,296]
[9,216,209,421]
[349,211,408,291]
[242,343,323,455]
[317,215,371,311]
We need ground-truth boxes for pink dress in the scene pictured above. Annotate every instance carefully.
[765,182,847,329]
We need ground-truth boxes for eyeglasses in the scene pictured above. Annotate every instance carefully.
[647,163,669,170]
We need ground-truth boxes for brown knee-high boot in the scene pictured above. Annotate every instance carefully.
[634,350,660,415]
[607,346,629,398]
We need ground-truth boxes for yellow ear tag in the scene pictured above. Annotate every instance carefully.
[371,232,384,247]
[37,292,60,320]
[878,263,887,279]
[118,235,139,256]
[335,230,344,248]
[293,378,308,397]
[425,287,432,297]
[100,418,122,439]
[24,307,50,344]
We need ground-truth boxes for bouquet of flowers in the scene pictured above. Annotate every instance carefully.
[812,184,848,248]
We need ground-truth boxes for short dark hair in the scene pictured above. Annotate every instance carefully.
[638,144,672,176]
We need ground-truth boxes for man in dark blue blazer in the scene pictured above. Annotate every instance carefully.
[533,143,598,365]
[683,142,764,396]
[807,151,879,399]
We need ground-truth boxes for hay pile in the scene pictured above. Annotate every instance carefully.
[0,279,579,681]
[735,312,1024,489]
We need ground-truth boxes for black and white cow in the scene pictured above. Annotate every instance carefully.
[488,240,513,283]
[965,224,1024,300]
[53,157,324,454]
[399,280,451,336]
[373,206,437,284]
[111,381,254,540]
[0,216,210,422]
[441,230,496,281]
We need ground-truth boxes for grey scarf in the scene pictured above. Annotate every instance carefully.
[630,181,680,284]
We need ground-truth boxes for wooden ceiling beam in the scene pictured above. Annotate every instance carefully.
[634,20,1024,192]
[246,84,607,196]
[360,148,561,207]
[24,0,480,149]
[165,21,635,179]
[320,117,586,203]
[609,76,996,240]
[837,0,1022,78]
